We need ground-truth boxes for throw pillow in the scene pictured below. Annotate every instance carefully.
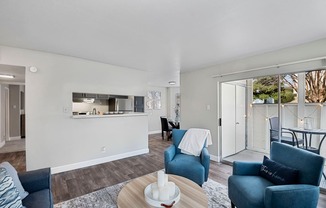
[260,156,299,185]
[0,167,24,208]
[0,162,29,199]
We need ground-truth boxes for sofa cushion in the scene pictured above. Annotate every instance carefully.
[260,156,299,185]
[22,189,52,208]
[228,175,274,208]
[167,153,205,185]
[0,162,29,199]
[0,167,24,208]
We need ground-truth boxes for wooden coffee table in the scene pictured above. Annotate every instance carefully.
[117,173,207,207]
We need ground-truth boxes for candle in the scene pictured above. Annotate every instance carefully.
[157,170,165,187]
[152,188,159,200]
[164,174,168,184]
[166,182,176,197]
[151,182,158,195]
[159,186,169,201]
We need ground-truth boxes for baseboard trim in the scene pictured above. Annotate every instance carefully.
[148,130,161,135]
[0,140,5,148]
[210,154,220,162]
[51,148,149,174]
[9,136,21,141]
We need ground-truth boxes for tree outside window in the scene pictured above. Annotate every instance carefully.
[252,76,296,104]
[283,69,326,103]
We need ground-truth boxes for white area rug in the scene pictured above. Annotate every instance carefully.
[54,178,230,208]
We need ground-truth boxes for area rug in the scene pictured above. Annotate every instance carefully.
[54,178,230,208]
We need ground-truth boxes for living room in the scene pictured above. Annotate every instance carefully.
[1,1,326,207]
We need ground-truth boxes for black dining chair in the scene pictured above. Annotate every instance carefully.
[269,117,304,147]
[160,117,172,140]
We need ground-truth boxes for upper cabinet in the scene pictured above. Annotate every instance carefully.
[134,96,145,112]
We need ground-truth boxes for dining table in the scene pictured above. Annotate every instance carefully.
[285,127,326,155]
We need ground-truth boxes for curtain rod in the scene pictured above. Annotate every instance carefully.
[211,56,326,78]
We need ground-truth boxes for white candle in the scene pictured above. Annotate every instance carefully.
[151,182,158,195]
[164,174,168,184]
[166,182,176,198]
[159,186,169,201]
[157,170,165,187]
[152,188,159,200]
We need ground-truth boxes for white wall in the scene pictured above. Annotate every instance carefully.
[181,38,326,161]
[146,86,168,134]
[167,87,180,121]
[0,45,149,172]
[0,85,5,147]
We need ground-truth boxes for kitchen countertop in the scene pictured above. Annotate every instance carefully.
[71,112,147,119]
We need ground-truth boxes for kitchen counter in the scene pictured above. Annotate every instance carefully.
[71,112,147,119]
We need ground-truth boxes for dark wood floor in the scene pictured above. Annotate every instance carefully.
[1,134,325,207]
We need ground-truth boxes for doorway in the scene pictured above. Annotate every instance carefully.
[0,64,26,153]
[220,81,246,158]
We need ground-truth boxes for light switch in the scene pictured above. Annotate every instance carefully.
[206,105,211,111]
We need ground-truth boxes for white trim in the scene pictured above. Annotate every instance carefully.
[51,148,149,174]
[0,140,5,148]
[210,154,220,162]
[148,130,161,135]
[9,136,21,141]
[212,56,326,78]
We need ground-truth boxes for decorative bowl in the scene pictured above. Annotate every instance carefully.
[144,183,180,207]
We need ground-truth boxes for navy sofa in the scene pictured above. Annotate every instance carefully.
[18,168,53,208]
[164,129,210,186]
[228,142,325,208]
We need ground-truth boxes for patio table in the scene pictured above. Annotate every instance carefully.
[286,127,326,179]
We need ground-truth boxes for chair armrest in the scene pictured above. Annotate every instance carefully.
[18,168,51,193]
[164,145,176,173]
[265,184,319,208]
[200,147,210,181]
[232,161,262,176]
[281,129,294,137]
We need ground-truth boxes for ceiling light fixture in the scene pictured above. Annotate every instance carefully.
[169,81,176,85]
[0,74,15,79]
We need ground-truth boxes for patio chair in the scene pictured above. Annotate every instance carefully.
[269,117,303,147]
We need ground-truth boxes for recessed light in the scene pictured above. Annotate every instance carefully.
[169,81,176,85]
[0,74,15,79]
[29,66,38,73]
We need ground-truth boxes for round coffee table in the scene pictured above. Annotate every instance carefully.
[117,173,207,208]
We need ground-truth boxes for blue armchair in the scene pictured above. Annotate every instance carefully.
[19,168,53,208]
[228,142,325,208]
[164,129,210,186]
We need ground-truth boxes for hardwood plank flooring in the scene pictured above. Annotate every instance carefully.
[1,134,325,207]
[0,151,26,172]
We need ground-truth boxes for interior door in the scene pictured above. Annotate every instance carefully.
[221,83,246,158]
[221,83,236,157]
[235,85,246,152]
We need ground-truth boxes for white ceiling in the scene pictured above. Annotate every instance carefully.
[1,0,326,87]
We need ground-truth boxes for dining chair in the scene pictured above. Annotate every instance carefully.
[160,117,172,140]
[269,117,303,147]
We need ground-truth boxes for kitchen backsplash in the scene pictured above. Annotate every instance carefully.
[72,102,109,115]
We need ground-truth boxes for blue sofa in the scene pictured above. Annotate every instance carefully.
[228,142,325,208]
[18,168,53,208]
[164,129,210,186]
